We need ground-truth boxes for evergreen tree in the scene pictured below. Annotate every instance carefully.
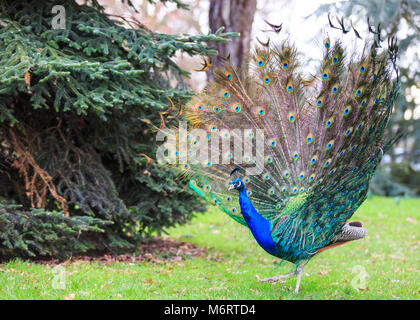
[0,0,235,258]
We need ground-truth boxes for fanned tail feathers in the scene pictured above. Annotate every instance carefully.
[160,19,399,263]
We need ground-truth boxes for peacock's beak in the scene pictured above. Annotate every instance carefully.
[228,183,235,190]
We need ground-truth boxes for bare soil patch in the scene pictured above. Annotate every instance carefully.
[33,237,206,266]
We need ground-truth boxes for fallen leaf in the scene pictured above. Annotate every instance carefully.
[406,217,417,224]
[390,255,407,262]
[178,288,186,297]
[319,270,330,276]
[101,282,110,290]
[64,293,75,300]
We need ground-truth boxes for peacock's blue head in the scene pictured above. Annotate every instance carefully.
[228,178,245,191]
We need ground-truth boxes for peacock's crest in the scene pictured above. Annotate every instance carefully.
[157,16,400,264]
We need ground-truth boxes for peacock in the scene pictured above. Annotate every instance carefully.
[158,16,400,293]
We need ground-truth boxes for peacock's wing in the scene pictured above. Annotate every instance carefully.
[269,142,394,263]
[161,31,399,240]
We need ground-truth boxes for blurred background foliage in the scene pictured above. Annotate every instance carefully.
[312,0,420,196]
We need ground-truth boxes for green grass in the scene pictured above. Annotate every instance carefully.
[0,196,419,299]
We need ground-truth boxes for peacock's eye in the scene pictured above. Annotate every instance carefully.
[288,113,295,122]
[343,106,351,116]
[317,98,324,107]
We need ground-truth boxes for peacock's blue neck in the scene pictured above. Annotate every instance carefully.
[238,187,277,255]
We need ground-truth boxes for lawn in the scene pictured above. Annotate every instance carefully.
[0,196,419,300]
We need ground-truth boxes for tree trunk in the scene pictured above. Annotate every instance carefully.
[208,0,257,79]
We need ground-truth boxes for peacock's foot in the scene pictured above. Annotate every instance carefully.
[258,276,286,283]
[258,271,295,283]
[258,263,305,293]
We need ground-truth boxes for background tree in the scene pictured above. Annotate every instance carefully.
[207,0,257,78]
[0,0,234,258]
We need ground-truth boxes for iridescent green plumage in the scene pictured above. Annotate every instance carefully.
[160,18,400,291]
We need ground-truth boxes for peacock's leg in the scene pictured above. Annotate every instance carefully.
[259,262,306,292]
[294,263,305,293]
[258,270,296,283]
